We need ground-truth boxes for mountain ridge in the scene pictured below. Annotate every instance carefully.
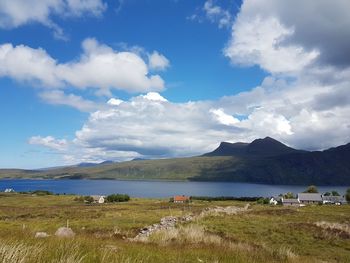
[0,137,349,185]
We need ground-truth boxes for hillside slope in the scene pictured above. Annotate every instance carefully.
[0,137,349,185]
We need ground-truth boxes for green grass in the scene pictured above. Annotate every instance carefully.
[0,193,349,262]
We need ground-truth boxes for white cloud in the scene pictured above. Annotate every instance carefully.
[107,98,123,106]
[39,90,99,112]
[141,92,168,102]
[210,108,239,126]
[0,38,166,94]
[204,0,232,28]
[225,15,319,74]
[0,0,106,38]
[148,51,170,71]
[29,136,68,151]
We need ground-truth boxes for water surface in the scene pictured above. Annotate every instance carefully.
[1,179,348,198]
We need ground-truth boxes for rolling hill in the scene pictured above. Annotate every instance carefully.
[0,137,349,185]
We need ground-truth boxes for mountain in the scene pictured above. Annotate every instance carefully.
[77,161,115,167]
[0,137,349,185]
[204,137,302,157]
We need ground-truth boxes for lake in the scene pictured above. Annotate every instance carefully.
[1,179,349,198]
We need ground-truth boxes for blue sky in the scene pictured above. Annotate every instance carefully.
[0,0,349,168]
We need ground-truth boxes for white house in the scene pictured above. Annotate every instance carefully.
[269,196,281,205]
[298,193,322,204]
[91,195,105,204]
[282,198,300,206]
[4,188,15,193]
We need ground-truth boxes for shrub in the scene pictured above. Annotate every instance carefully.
[346,188,350,202]
[83,196,94,203]
[106,194,130,203]
[304,185,318,193]
[282,192,295,199]
[331,191,340,196]
[257,198,269,205]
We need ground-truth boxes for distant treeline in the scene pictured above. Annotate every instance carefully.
[190,196,262,201]
[19,190,54,196]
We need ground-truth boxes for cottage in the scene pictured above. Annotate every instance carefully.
[269,196,281,205]
[91,195,105,204]
[322,195,346,205]
[282,198,299,206]
[298,193,322,204]
[172,195,190,203]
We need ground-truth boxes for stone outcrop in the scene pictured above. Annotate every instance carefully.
[133,215,193,241]
[35,232,50,238]
[55,227,75,238]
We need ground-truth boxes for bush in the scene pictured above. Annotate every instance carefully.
[106,194,130,203]
[346,189,350,202]
[74,196,94,203]
[257,198,269,205]
[304,185,318,193]
[283,192,296,199]
[19,190,53,196]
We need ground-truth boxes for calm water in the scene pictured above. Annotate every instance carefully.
[1,179,349,198]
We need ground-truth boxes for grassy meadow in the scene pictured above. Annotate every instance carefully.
[0,193,349,262]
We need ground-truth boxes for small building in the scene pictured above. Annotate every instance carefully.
[173,195,190,203]
[322,195,346,205]
[282,198,299,206]
[91,195,105,204]
[298,193,322,204]
[4,188,15,193]
[269,196,281,205]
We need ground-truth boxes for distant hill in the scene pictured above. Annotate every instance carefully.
[204,137,303,157]
[0,137,349,185]
[76,161,115,168]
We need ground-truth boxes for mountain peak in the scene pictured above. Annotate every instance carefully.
[204,137,300,157]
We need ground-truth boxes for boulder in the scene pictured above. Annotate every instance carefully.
[35,232,49,238]
[55,227,75,238]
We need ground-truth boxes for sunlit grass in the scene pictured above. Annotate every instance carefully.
[0,194,349,262]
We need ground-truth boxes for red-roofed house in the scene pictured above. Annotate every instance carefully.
[173,195,190,203]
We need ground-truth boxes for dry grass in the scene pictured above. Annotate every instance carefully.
[315,221,350,239]
[146,224,223,246]
[0,241,42,263]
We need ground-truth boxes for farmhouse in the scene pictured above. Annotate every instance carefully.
[298,193,322,204]
[322,195,346,205]
[269,196,281,205]
[173,195,190,203]
[91,195,105,204]
[281,198,299,206]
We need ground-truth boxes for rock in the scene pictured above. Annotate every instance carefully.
[35,232,49,238]
[55,227,75,238]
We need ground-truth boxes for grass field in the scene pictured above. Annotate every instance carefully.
[0,193,349,262]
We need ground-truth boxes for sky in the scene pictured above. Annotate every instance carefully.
[0,0,350,169]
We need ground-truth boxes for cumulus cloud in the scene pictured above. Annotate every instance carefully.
[225,15,319,74]
[225,0,350,72]
[0,0,106,38]
[0,38,166,94]
[29,136,68,151]
[148,51,170,71]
